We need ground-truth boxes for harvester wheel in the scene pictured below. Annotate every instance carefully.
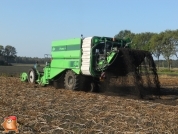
[64,70,79,90]
[28,68,37,84]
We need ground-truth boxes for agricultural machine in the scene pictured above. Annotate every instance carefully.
[20,36,160,94]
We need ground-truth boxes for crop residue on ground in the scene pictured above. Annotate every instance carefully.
[0,77,178,133]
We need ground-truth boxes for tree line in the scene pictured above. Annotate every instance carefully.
[0,45,17,65]
[1,29,178,68]
[14,56,46,64]
[0,45,46,65]
[115,29,178,70]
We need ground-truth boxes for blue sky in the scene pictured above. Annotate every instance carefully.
[0,0,178,58]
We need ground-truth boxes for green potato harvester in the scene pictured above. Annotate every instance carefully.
[20,36,157,92]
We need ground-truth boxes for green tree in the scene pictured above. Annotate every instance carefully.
[172,29,178,58]
[4,45,17,62]
[150,33,164,70]
[0,45,5,61]
[0,45,4,56]
[161,30,178,70]
[114,30,135,39]
[132,32,155,51]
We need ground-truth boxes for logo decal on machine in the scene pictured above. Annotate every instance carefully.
[52,45,80,51]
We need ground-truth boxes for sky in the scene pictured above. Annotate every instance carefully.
[0,0,178,58]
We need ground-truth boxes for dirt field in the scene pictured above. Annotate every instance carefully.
[0,76,178,133]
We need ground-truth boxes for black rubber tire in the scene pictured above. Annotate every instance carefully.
[64,70,101,92]
[28,68,37,84]
[64,70,79,90]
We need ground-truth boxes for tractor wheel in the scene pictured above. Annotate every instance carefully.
[64,70,79,90]
[28,68,37,84]
[20,72,28,82]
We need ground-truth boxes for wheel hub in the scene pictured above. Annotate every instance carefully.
[68,76,73,86]
[29,71,34,83]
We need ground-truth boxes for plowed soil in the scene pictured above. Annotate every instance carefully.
[0,76,178,133]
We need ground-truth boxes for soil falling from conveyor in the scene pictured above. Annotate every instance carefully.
[101,48,160,98]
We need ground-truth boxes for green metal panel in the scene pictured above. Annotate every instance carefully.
[47,64,80,79]
[49,68,65,79]
[50,59,80,69]
[52,38,81,59]
[52,50,80,59]
[107,52,116,63]
[48,38,81,79]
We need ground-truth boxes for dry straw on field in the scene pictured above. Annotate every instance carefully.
[0,77,178,133]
